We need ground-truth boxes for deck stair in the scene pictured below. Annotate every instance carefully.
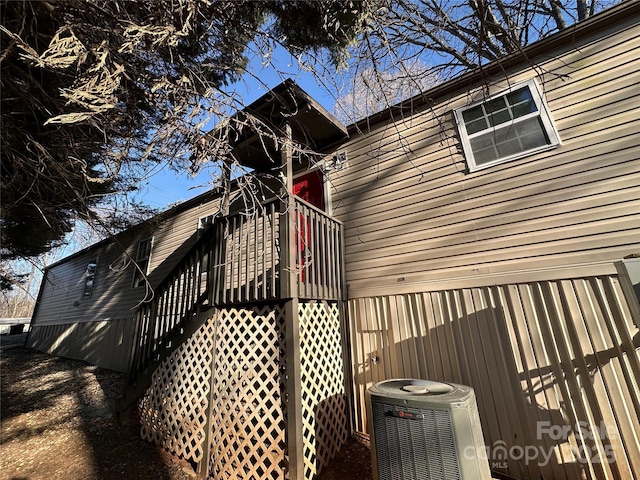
[114,194,348,480]
[116,196,345,416]
[116,222,218,414]
[116,199,283,414]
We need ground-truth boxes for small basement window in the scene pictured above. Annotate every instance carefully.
[83,261,97,297]
[132,237,153,288]
[454,79,560,172]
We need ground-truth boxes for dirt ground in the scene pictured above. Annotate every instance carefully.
[0,334,372,480]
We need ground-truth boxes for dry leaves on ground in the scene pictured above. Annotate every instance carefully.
[1,337,196,480]
[1,336,372,480]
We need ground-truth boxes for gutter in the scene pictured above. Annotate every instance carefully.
[349,0,640,135]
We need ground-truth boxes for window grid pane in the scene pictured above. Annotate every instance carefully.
[464,86,538,135]
[83,261,97,297]
[485,96,511,128]
[462,105,489,134]
[133,239,152,287]
[470,117,549,166]
[136,239,152,261]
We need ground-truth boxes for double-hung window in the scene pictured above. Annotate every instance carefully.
[83,260,97,298]
[132,237,153,288]
[454,79,560,172]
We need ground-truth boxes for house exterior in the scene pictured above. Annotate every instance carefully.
[330,2,640,479]
[27,189,223,372]
[28,79,351,480]
[27,2,640,479]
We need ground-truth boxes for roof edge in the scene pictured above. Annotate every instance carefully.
[349,0,640,134]
[43,186,224,271]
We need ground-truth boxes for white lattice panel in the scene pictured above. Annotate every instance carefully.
[139,316,216,464]
[299,301,348,479]
[208,305,288,479]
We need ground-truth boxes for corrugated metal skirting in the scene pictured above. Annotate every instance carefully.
[349,274,640,480]
[26,319,134,372]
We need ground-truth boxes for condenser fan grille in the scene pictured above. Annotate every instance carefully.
[372,402,461,480]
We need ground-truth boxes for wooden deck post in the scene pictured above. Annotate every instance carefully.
[279,123,296,300]
[210,159,231,306]
[285,296,303,479]
[201,159,231,476]
[279,123,304,479]
[198,310,218,479]
[221,159,231,217]
[338,216,355,437]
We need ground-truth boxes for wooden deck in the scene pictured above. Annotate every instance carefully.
[125,194,345,389]
[211,196,344,305]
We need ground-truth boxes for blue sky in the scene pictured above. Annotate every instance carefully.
[138,46,339,211]
[47,47,342,263]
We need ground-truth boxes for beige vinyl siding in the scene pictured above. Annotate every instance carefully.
[143,197,222,284]
[32,195,222,328]
[32,242,127,325]
[348,272,640,479]
[339,10,640,480]
[331,12,640,298]
[331,16,639,193]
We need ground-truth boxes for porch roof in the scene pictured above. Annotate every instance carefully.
[221,79,349,171]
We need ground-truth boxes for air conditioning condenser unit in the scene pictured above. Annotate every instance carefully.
[366,378,491,480]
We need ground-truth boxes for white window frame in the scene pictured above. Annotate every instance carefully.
[132,237,153,288]
[454,79,560,172]
[83,260,97,298]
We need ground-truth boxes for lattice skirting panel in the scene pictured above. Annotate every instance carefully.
[136,301,347,479]
[299,301,349,479]
[208,304,288,479]
[139,317,216,464]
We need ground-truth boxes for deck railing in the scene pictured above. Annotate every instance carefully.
[211,199,281,304]
[125,195,344,387]
[127,225,215,385]
[292,196,344,301]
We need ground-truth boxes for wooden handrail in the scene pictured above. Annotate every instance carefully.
[292,195,344,225]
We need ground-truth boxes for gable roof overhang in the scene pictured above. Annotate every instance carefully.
[215,79,349,171]
[44,80,348,270]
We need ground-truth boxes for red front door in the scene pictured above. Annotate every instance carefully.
[292,171,325,282]
[292,170,325,210]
